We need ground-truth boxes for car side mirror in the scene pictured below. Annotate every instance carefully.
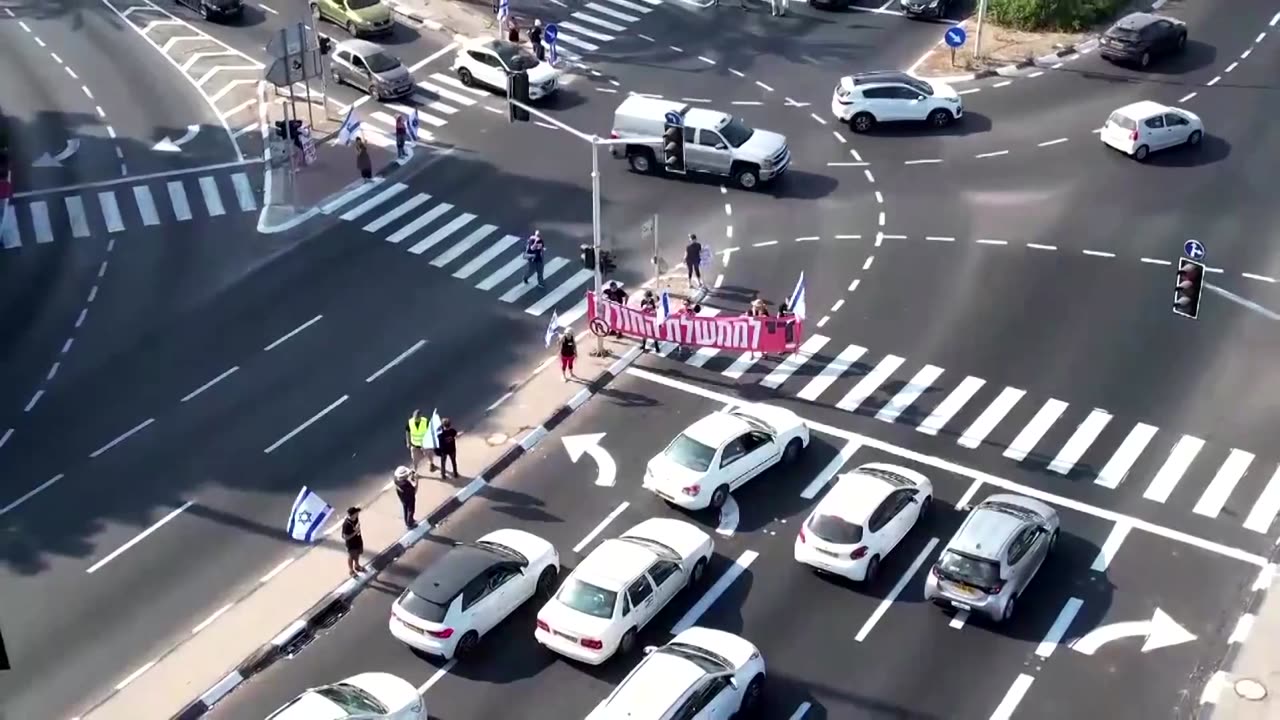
[728,677,740,689]
[643,645,657,655]
[715,143,727,150]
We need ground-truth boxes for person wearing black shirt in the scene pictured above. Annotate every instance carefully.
[603,281,627,338]
[436,418,462,479]
[393,466,418,528]
[529,19,545,61]
[341,507,364,577]
[638,290,658,352]
[685,234,703,287]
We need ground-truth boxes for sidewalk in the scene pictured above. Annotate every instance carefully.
[1205,563,1280,719]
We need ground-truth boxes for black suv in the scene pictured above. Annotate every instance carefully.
[1099,12,1188,68]
[175,0,245,21]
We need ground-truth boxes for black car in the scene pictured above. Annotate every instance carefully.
[175,0,245,20]
[899,0,952,19]
[1099,12,1188,68]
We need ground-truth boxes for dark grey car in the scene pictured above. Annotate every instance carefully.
[330,39,413,100]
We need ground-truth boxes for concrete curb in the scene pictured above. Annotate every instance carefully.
[0,106,11,242]
[172,344,645,718]
[1202,559,1280,716]
[912,38,1101,83]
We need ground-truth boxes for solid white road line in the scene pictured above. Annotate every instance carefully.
[264,395,349,453]
[1193,449,1254,517]
[0,428,12,449]
[386,203,452,245]
[181,366,239,402]
[801,439,861,499]
[788,702,812,720]
[761,334,829,389]
[90,418,156,458]
[876,364,943,423]
[263,314,322,351]
[418,659,458,693]
[1243,465,1280,533]
[1095,423,1157,488]
[991,674,1036,719]
[1090,520,1130,572]
[1047,409,1111,474]
[673,550,758,634]
[975,150,1009,158]
[366,339,427,383]
[855,538,938,642]
[574,502,630,553]
[0,474,65,517]
[260,557,295,583]
[115,660,159,691]
[1142,435,1205,502]
[1035,597,1083,657]
[917,376,985,435]
[87,500,195,573]
[1003,398,1068,461]
[191,603,235,634]
[835,354,904,412]
[958,387,1024,449]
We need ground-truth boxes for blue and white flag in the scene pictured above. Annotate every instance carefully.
[337,106,362,146]
[406,109,420,142]
[287,486,333,543]
[788,272,807,320]
[427,408,444,451]
[545,310,560,348]
[654,289,673,328]
[497,0,509,22]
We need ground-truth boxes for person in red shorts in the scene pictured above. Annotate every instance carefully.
[558,329,578,381]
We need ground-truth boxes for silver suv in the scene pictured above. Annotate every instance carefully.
[923,494,1059,622]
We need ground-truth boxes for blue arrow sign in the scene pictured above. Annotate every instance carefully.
[544,23,558,44]
[1184,239,1206,261]
[944,26,967,48]
[664,110,683,126]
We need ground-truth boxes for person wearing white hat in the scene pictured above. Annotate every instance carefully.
[393,466,418,528]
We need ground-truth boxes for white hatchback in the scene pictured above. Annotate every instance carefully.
[794,463,933,583]
[535,518,713,665]
[266,673,425,720]
[1101,100,1203,161]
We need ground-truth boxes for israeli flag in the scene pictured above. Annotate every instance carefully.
[407,109,420,143]
[654,289,673,328]
[545,310,560,348]
[337,106,362,146]
[497,0,509,22]
[427,408,444,451]
[287,486,333,543]
[788,272,807,320]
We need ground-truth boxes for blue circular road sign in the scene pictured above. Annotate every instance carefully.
[944,26,967,48]
[664,110,683,126]
[1184,239,1206,261]
[544,23,558,44]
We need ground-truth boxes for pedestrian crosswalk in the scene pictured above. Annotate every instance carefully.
[1,171,259,250]
[322,178,593,324]
[535,0,665,63]
[329,72,490,150]
[650,335,1280,536]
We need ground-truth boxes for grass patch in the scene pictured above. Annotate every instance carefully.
[989,0,1130,31]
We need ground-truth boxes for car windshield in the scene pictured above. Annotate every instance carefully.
[1108,112,1137,130]
[903,77,933,96]
[314,683,388,714]
[347,0,382,9]
[495,45,540,70]
[719,117,755,148]
[398,591,448,623]
[557,578,617,619]
[365,52,401,74]
[807,513,863,544]
[728,410,775,435]
[663,434,716,472]
[936,551,1001,589]
[477,540,529,565]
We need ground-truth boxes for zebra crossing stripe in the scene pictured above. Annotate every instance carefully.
[98,191,125,232]
[341,182,407,221]
[1194,449,1255,518]
[385,104,448,128]
[796,344,864,401]
[958,387,1024,449]
[320,177,383,214]
[585,1,640,21]
[917,375,984,436]
[1095,423,1157,488]
[1243,464,1280,533]
[31,201,54,244]
[408,213,476,255]
[555,33,600,52]
[133,186,160,226]
[231,172,257,211]
[601,0,653,13]
[559,21,615,42]
[198,177,225,217]
[501,258,568,302]
[762,334,830,389]
[0,206,19,248]
[721,350,761,380]
[455,234,522,279]
[685,344,722,368]
[386,203,452,244]
[428,72,488,97]
[1047,409,1112,475]
[364,193,430,232]
[571,10,627,31]
[65,195,91,238]
[1143,435,1205,503]
[168,181,193,221]
[476,255,527,291]
[416,79,477,107]
[633,0,663,6]
[526,268,593,316]
[835,354,904,412]
[430,224,497,268]
[876,364,943,423]
[1003,398,1068,462]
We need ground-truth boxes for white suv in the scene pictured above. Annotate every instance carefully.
[831,72,963,133]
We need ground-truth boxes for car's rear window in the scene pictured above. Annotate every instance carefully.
[1107,27,1141,42]
[664,434,715,472]
[807,513,863,544]
[937,551,1001,589]
[399,591,448,623]
[557,578,617,619]
[1108,112,1136,130]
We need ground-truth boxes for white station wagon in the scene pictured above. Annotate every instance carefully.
[644,404,810,511]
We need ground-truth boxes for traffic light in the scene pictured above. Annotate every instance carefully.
[662,122,685,174]
[1173,258,1205,319]
[507,71,530,123]
[599,249,617,275]
[580,244,596,271]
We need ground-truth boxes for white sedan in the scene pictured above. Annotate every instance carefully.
[794,463,933,583]
[587,627,766,720]
[452,37,559,100]
[644,403,810,511]
[265,672,425,720]
[1100,100,1203,161]
[536,518,713,665]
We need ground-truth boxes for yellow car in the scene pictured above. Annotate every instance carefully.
[311,0,394,38]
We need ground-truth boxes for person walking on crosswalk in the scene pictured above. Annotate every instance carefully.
[685,234,703,288]
[406,410,437,475]
[395,115,408,159]
[529,19,545,61]
[523,230,546,287]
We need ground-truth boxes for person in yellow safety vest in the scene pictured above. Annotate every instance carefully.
[406,410,437,475]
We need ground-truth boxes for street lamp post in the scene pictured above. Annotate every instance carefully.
[974,0,989,60]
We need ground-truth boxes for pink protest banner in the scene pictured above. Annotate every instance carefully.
[586,292,804,353]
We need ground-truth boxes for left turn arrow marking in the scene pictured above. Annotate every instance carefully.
[562,433,617,487]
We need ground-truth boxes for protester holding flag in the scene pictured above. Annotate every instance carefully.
[436,418,462,479]
[638,289,658,352]
[355,136,372,182]
[342,507,364,577]
[395,114,407,159]
[558,328,577,381]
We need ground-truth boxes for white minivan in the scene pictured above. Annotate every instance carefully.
[1100,100,1203,161]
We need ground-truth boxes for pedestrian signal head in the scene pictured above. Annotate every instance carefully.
[1173,258,1204,319]
[662,122,686,174]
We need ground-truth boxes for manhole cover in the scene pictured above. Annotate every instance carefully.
[1234,679,1267,701]
[486,433,509,446]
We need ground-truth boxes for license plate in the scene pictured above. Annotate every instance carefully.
[950,601,972,611]
[817,549,839,558]
[949,583,979,598]
[554,630,577,641]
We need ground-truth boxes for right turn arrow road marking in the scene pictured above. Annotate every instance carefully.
[1071,607,1197,655]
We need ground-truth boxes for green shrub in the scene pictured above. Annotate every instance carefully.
[988,0,1128,31]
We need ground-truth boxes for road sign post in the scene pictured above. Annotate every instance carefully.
[642,215,659,287]
[974,0,988,59]
[544,23,559,66]
[944,25,967,66]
